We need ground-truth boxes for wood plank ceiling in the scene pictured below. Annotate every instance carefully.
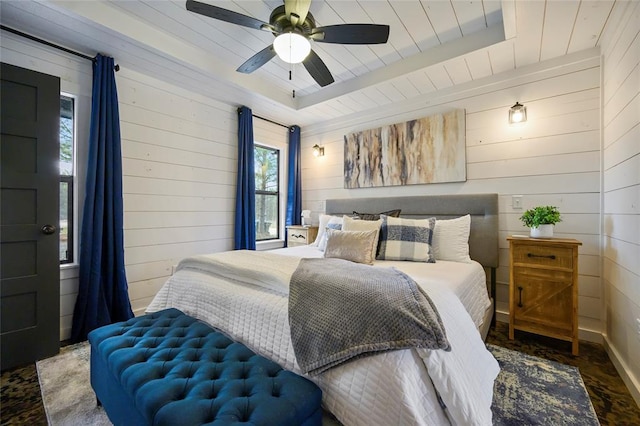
[0,0,615,127]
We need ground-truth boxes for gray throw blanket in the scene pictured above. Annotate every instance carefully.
[289,258,450,376]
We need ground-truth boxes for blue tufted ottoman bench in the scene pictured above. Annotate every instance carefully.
[88,308,322,426]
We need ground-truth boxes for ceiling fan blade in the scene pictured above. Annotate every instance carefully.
[236,45,277,73]
[186,0,269,31]
[303,50,334,87]
[311,24,390,44]
[284,0,311,27]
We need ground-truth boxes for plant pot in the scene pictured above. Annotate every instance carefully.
[530,224,554,238]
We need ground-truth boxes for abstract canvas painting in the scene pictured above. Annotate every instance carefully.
[344,109,466,188]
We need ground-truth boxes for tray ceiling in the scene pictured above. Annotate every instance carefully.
[0,1,615,126]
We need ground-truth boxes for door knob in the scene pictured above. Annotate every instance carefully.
[41,224,57,235]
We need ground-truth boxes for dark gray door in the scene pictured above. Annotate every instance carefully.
[1,62,61,370]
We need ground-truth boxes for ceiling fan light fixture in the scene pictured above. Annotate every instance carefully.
[273,32,311,64]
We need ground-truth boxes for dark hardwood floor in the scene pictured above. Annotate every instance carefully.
[1,322,639,425]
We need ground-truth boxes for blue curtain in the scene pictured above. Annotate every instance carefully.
[286,125,302,228]
[71,54,133,343]
[234,106,256,250]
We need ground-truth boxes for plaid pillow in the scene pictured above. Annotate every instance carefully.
[377,215,436,262]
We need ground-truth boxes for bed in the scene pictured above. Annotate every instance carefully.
[147,193,500,426]
[323,193,499,339]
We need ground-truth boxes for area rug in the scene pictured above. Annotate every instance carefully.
[37,343,599,425]
[488,344,599,425]
[36,342,110,426]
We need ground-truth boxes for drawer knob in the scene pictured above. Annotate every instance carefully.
[527,253,556,260]
[518,286,523,308]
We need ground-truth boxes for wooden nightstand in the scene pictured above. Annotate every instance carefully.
[286,226,318,247]
[507,236,582,355]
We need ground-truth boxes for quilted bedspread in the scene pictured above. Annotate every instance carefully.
[146,250,499,426]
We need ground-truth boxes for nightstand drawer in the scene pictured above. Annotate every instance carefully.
[286,226,318,247]
[513,244,573,269]
[288,229,310,243]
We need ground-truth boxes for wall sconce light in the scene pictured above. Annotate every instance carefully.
[509,102,527,124]
[312,144,325,157]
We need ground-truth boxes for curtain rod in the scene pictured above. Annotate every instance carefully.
[1,25,120,72]
[253,114,289,129]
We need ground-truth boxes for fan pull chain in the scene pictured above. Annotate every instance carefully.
[292,90,296,98]
[289,34,293,81]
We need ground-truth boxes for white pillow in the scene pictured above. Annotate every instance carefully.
[432,214,472,263]
[342,215,381,231]
[311,214,343,246]
[323,229,378,265]
[318,222,342,251]
[342,215,382,254]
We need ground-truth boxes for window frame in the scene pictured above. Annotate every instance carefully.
[254,143,281,242]
[59,94,75,265]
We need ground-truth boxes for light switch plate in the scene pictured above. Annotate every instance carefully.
[512,195,523,209]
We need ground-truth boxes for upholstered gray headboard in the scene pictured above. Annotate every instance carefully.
[325,193,499,268]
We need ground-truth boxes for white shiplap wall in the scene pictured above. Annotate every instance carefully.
[117,68,239,316]
[301,49,603,342]
[121,86,289,314]
[600,1,640,404]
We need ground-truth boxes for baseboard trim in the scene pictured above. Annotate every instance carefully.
[494,309,602,343]
[603,335,640,406]
[60,326,71,342]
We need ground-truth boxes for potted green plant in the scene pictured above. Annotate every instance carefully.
[520,205,562,238]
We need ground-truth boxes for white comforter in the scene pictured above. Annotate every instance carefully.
[146,250,499,426]
[273,245,491,329]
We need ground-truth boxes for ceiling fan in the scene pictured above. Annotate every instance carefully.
[185,0,390,87]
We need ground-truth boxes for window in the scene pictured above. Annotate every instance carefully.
[254,145,280,241]
[60,95,74,263]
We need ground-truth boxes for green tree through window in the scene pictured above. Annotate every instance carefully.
[60,96,74,263]
[254,145,279,241]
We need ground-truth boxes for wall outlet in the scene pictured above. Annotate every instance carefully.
[512,195,523,209]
